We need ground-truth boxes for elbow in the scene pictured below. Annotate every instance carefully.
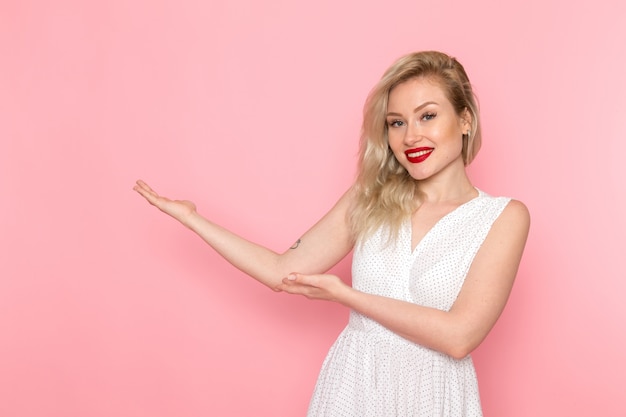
[443,334,482,360]
[437,319,488,359]
[269,276,287,293]
[446,344,474,360]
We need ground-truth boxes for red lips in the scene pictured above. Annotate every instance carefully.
[404,147,433,163]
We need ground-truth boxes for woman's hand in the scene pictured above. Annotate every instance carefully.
[278,273,351,302]
[133,180,197,225]
[132,180,355,291]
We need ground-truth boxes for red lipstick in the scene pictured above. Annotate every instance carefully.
[404,147,433,163]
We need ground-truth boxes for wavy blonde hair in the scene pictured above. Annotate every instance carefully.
[349,51,482,242]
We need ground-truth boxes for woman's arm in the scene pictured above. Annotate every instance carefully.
[279,199,530,358]
[133,180,355,290]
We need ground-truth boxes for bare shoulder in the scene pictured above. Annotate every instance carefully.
[499,199,530,232]
[486,198,530,250]
[505,198,530,217]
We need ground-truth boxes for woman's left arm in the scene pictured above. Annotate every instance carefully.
[279,200,530,359]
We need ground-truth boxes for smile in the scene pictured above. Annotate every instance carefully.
[405,148,433,163]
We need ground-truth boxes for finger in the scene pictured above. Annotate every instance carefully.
[133,183,154,199]
[134,180,161,197]
[134,179,147,190]
[281,277,303,290]
[280,282,315,297]
[133,187,162,207]
[287,273,320,287]
[281,277,319,293]
[134,180,157,196]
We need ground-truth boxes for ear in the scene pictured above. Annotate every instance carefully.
[459,107,472,132]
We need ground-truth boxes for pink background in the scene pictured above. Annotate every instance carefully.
[1,0,625,415]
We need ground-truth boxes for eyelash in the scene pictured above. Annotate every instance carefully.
[387,112,437,127]
[422,112,436,121]
[388,120,404,128]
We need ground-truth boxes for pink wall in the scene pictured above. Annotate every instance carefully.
[1,0,624,415]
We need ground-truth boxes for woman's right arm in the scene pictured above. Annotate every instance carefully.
[133,180,355,290]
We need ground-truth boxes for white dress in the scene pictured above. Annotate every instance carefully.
[307,190,511,417]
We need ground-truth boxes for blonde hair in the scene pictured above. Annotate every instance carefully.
[349,51,482,242]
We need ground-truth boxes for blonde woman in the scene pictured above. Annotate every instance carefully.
[134,50,530,417]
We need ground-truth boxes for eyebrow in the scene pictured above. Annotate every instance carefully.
[386,101,438,117]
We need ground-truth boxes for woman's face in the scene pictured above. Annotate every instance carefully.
[386,77,470,182]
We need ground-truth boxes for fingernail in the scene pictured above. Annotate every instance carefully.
[287,274,297,281]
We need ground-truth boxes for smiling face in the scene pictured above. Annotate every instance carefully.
[386,77,471,182]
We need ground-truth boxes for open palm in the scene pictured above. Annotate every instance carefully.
[133,180,197,223]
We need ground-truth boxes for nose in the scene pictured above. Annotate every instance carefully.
[404,120,422,145]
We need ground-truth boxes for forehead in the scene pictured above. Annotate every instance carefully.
[387,77,451,108]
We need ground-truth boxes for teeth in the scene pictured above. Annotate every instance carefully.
[408,150,431,157]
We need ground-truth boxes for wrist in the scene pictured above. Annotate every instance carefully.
[180,210,202,229]
[336,284,360,308]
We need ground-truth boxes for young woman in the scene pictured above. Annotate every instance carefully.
[134,50,530,417]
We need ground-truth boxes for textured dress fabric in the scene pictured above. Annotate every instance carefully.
[307,190,511,417]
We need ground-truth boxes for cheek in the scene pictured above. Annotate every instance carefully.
[445,135,464,160]
[387,132,403,153]
[440,125,463,146]
[431,125,463,160]
[386,138,408,167]
[386,128,400,143]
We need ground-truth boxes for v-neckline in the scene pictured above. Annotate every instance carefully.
[409,188,483,254]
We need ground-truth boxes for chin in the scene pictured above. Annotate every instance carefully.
[407,171,433,181]
[400,165,426,180]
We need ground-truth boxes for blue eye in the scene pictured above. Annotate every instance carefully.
[422,112,436,121]
[387,120,405,128]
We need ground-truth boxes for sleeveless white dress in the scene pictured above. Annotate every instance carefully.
[307,190,511,417]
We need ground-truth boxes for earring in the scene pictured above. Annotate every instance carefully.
[462,130,468,152]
